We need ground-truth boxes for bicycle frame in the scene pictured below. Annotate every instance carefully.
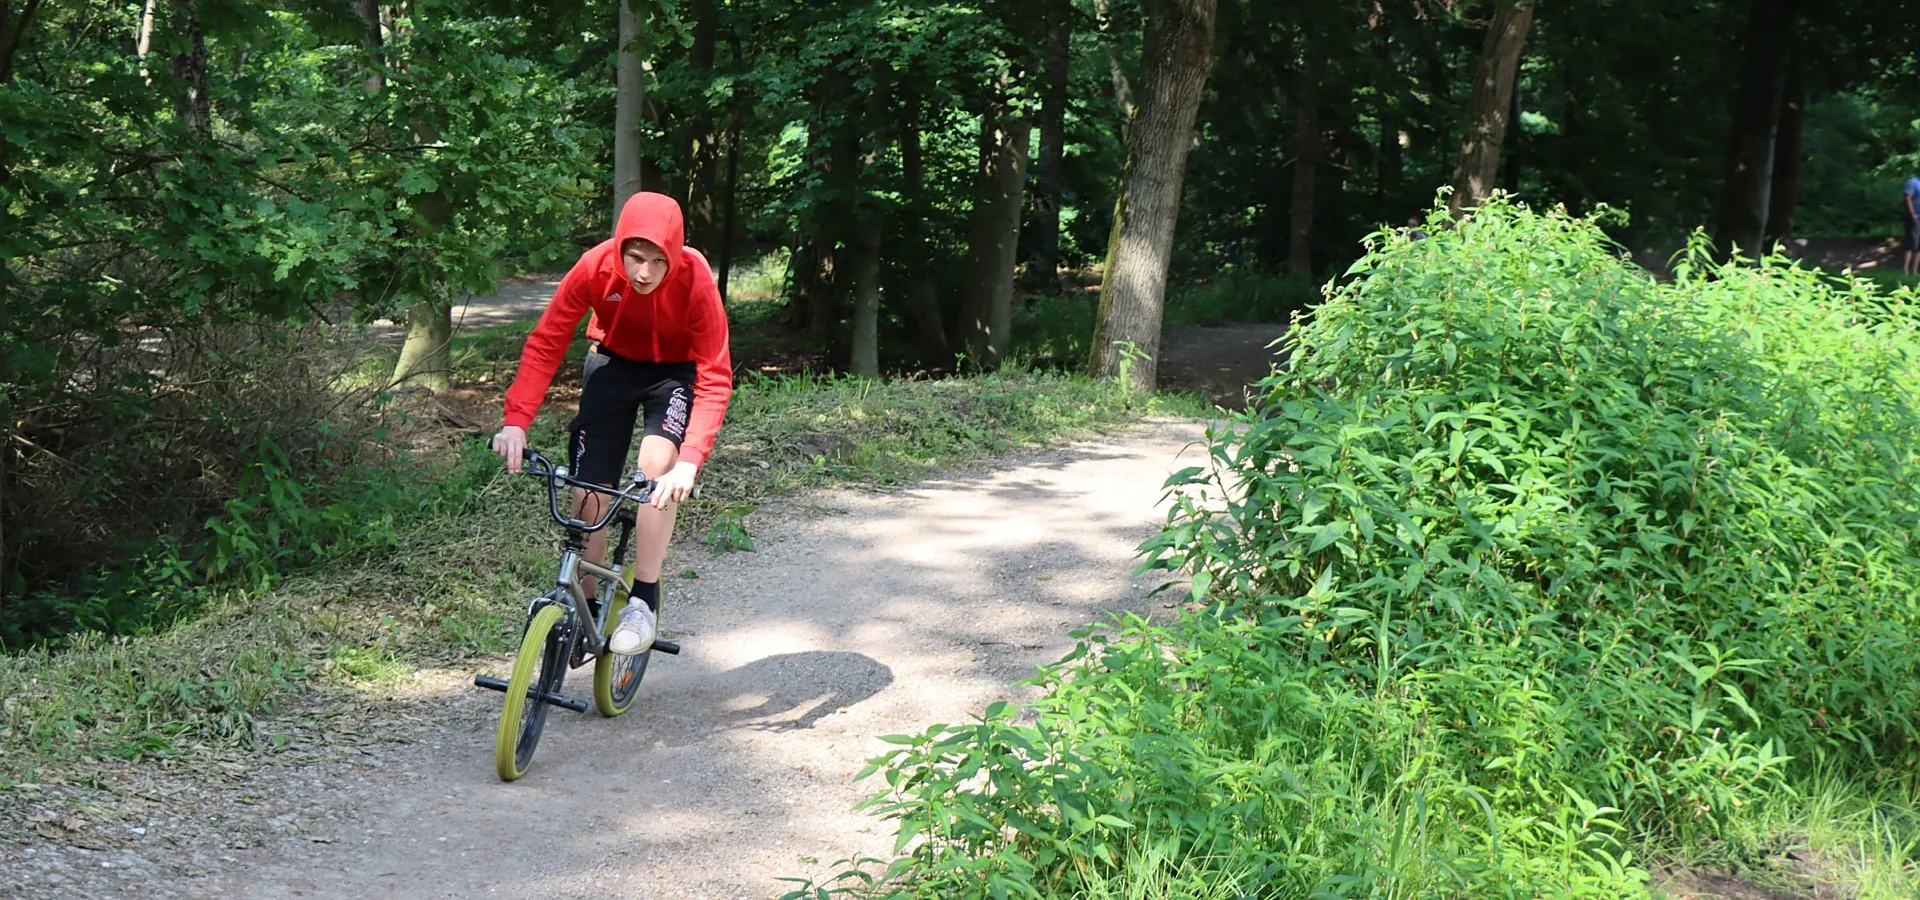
[474,445,681,755]
[547,539,626,661]
[520,447,651,663]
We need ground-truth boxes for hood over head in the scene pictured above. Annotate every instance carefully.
[613,191,687,277]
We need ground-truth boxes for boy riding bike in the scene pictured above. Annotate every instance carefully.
[489,192,733,656]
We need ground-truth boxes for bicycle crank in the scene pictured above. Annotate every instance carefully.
[472,674,590,712]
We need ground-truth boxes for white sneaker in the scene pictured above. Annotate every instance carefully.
[608,603,656,655]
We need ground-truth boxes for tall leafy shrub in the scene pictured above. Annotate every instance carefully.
[827,203,1920,899]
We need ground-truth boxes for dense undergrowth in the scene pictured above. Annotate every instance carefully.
[815,203,1920,898]
[0,368,1203,779]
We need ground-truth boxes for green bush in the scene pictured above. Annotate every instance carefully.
[821,202,1920,898]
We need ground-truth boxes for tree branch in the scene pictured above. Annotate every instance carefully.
[0,0,45,85]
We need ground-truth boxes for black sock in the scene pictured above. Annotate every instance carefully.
[633,579,660,613]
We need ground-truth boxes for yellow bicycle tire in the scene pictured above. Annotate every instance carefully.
[494,602,568,781]
[593,580,653,716]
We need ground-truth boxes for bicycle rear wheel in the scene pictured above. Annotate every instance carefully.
[592,581,653,716]
[494,601,571,781]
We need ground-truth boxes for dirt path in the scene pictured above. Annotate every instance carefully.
[4,420,1212,899]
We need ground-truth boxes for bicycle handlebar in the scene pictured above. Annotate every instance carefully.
[519,447,657,534]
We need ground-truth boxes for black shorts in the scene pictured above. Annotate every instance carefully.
[1905,216,1920,252]
[567,346,695,486]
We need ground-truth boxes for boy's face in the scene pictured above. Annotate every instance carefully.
[622,239,670,294]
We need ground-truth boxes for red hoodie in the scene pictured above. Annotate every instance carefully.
[502,192,733,467]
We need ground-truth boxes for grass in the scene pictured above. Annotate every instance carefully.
[1012,268,1316,371]
[1162,268,1321,327]
[1651,766,1920,898]
[0,362,1206,783]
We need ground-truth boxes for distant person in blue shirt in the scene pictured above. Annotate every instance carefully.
[1904,164,1920,276]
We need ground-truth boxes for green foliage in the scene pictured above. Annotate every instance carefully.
[1797,90,1920,238]
[826,203,1920,897]
[703,503,759,553]
[1,4,595,637]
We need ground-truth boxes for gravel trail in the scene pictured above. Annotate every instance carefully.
[3,419,1213,900]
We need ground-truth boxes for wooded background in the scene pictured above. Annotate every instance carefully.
[2,0,1917,637]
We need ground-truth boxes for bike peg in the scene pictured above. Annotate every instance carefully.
[651,640,681,656]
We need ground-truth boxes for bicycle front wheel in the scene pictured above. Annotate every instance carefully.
[592,583,652,716]
[494,601,570,781]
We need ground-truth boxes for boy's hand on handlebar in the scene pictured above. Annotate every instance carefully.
[653,460,698,509]
[491,425,528,474]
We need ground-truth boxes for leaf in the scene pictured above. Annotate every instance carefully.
[1309,521,1349,554]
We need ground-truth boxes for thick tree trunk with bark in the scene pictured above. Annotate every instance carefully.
[1288,56,1319,277]
[684,0,721,250]
[1447,1,1533,215]
[1763,66,1804,249]
[1090,0,1217,394]
[899,105,949,359]
[961,88,1030,370]
[1714,0,1794,259]
[170,0,211,141]
[614,0,647,221]
[1024,0,1073,295]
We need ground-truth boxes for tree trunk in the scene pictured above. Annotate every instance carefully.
[0,0,44,85]
[1090,0,1218,394]
[136,0,157,84]
[170,0,211,142]
[898,103,949,358]
[716,32,748,302]
[1288,55,1319,278]
[849,85,889,378]
[1374,29,1402,199]
[1502,84,1521,192]
[389,6,454,394]
[1714,0,1793,260]
[716,104,742,302]
[961,89,1030,370]
[1447,1,1533,215]
[0,437,8,621]
[614,0,647,222]
[352,0,383,94]
[849,212,882,376]
[793,59,859,363]
[1762,65,1804,250]
[1024,0,1072,295]
[392,297,453,392]
[684,0,721,250]
[848,207,882,376]
[1093,0,1135,125]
